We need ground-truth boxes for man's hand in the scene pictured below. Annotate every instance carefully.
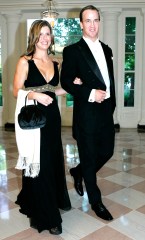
[95,90,106,103]
[73,77,82,85]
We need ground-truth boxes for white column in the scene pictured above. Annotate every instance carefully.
[3,12,22,124]
[138,8,145,129]
[101,9,122,129]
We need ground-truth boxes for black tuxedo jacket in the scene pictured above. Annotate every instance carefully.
[60,38,116,138]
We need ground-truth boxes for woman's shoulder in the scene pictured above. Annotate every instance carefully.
[18,55,34,67]
[20,55,33,62]
[18,55,30,63]
[16,56,28,68]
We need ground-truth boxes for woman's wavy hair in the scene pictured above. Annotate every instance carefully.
[23,19,54,57]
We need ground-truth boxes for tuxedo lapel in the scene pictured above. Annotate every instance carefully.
[77,38,105,85]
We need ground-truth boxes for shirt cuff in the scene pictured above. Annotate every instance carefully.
[88,89,95,102]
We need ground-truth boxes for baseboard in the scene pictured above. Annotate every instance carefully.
[4,123,15,131]
[114,123,120,132]
[4,122,121,133]
[137,124,145,133]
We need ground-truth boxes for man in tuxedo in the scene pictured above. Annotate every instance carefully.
[60,5,116,221]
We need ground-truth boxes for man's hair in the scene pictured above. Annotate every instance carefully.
[79,5,100,22]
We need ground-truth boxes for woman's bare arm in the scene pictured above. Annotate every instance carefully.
[55,78,82,96]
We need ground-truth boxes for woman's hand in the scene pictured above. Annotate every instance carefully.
[28,92,53,106]
[73,77,82,85]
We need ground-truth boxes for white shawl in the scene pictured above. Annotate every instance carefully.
[15,89,40,177]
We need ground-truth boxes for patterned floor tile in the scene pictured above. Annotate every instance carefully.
[0,127,145,240]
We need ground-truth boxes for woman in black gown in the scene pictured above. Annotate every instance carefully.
[13,20,75,235]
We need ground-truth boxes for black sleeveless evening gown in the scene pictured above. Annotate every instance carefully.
[16,60,71,232]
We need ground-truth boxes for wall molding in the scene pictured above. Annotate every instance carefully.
[0,1,145,12]
[137,124,145,133]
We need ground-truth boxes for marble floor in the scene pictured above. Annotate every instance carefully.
[0,127,145,240]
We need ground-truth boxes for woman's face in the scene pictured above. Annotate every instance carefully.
[36,26,52,51]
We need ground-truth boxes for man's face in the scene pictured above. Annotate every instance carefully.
[80,9,100,42]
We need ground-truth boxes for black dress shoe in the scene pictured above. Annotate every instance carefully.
[91,202,113,221]
[49,225,62,235]
[70,167,84,196]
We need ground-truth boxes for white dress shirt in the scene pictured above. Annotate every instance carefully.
[83,37,110,101]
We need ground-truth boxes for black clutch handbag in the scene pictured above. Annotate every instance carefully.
[18,95,46,130]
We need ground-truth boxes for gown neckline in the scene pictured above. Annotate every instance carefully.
[31,59,54,84]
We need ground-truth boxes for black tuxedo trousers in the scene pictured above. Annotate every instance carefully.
[75,98,115,205]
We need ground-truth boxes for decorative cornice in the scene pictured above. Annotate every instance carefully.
[0,0,145,12]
